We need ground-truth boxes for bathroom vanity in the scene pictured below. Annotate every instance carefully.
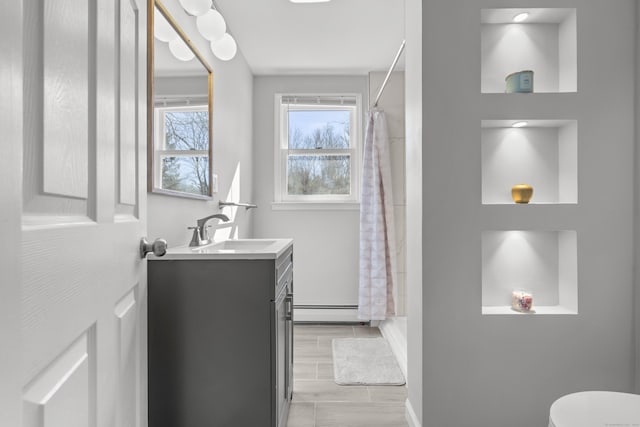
[147,239,294,427]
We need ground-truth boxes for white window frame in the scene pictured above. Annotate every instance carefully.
[274,93,362,205]
[153,103,211,198]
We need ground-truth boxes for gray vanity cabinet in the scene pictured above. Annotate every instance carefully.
[148,246,293,427]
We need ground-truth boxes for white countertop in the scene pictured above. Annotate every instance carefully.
[148,238,293,261]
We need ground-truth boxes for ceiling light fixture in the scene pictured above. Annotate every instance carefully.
[169,37,196,61]
[211,33,237,61]
[289,0,331,3]
[512,121,528,128]
[176,0,238,61]
[178,0,212,16]
[154,8,178,42]
[513,12,529,23]
[197,9,226,41]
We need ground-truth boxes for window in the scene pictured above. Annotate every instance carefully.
[153,104,211,197]
[275,94,361,203]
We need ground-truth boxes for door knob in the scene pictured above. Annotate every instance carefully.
[140,237,168,259]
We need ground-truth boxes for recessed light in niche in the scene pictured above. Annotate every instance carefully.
[513,12,529,22]
[481,8,577,93]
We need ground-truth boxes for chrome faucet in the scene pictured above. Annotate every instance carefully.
[188,213,230,247]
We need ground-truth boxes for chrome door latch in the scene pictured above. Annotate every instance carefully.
[140,237,168,259]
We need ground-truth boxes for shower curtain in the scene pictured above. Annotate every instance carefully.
[358,109,397,321]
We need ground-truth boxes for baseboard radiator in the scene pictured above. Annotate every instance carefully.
[293,305,362,323]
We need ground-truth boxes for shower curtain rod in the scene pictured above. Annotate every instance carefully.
[372,39,406,108]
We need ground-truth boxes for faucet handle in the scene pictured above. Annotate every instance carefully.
[188,226,201,247]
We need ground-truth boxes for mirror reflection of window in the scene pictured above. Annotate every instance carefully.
[149,1,213,199]
[154,104,209,196]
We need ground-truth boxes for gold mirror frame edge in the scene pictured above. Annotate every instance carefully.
[147,0,214,198]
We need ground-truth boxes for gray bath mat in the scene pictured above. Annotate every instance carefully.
[332,337,405,386]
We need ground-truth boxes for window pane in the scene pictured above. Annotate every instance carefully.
[288,110,350,149]
[164,110,209,151]
[160,156,209,195]
[287,155,350,195]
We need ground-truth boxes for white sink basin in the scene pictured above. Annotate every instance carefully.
[199,239,278,252]
[150,238,293,260]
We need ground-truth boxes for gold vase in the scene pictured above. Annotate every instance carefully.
[512,184,533,204]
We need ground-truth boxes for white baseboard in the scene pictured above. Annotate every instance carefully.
[405,398,421,427]
[294,307,360,323]
[379,318,407,379]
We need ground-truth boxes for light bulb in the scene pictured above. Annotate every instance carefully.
[211,33,237,61]
[197,9,226,41]
[169,37,195,61]
[154,8,177,42]
[512,121,528,128]
[178,0,212,16]
[513,12,529,23]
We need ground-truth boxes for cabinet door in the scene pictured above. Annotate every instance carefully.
[274,285,288,427]
[285,279,294,402]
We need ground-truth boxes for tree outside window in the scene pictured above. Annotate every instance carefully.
[276,94,361,203]
[154,105,210,197]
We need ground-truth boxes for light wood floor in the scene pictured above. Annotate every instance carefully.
[287,324,408,427]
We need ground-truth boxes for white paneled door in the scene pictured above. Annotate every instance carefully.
[3,0,148,426]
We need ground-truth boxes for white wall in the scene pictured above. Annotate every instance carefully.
[482,127,561,204]
[154,75,208,99]
[422,1,636,426]
[405,0,423,427]
[558,9,578,92]
[147,0,254,246]
[481,24,559,93]
[252,76,367,315]
[369,71,407,315]
[404,0,423,423]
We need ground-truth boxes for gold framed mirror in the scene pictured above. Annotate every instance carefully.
[147,0,213,199]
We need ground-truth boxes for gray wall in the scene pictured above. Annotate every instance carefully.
[636,0,640,395]
[147,1,254,246]
[251,76,367,309]
[421,1,636,426]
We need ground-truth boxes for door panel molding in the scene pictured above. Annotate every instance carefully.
[115,287,139,427]
[42,0,90,200]
[23,330,95,427]
[23,0,97,222]
[118,0,139,210]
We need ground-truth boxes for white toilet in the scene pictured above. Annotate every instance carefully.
[549,391,640,427]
